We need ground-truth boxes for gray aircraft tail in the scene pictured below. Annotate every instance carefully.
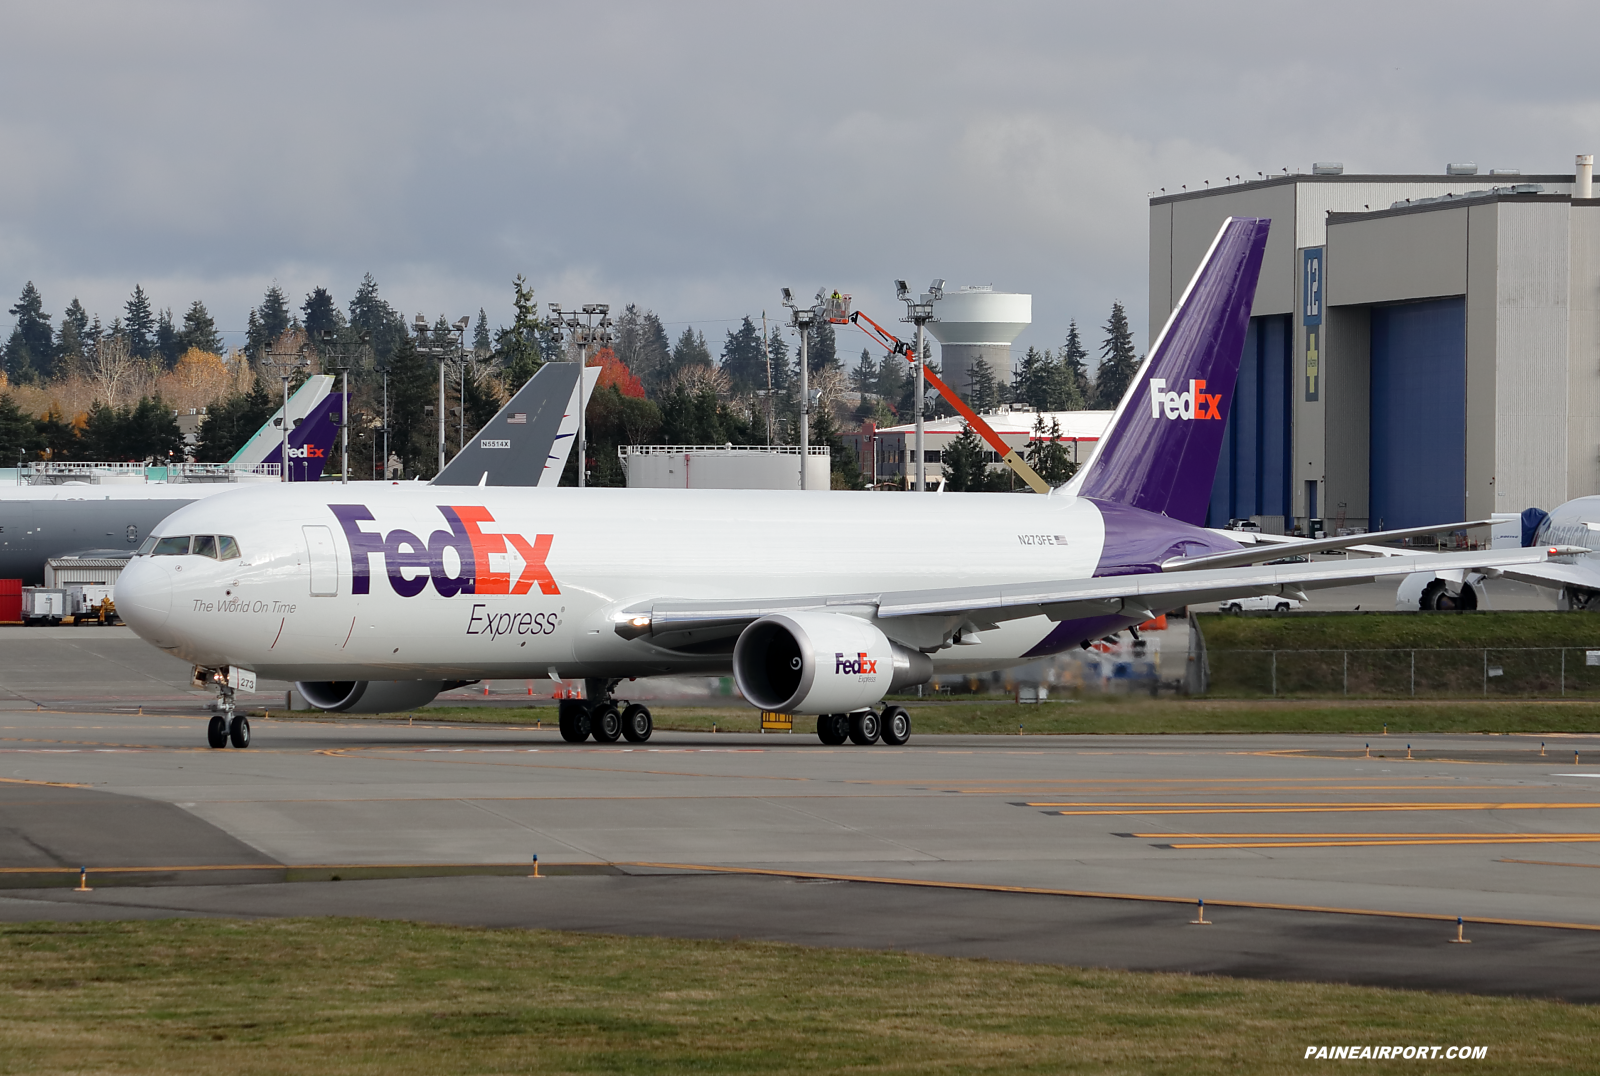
[432,362,600,487]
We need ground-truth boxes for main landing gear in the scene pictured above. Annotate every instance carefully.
[205,674,251,750]
[816,706,910,746]
[558,678,653,744]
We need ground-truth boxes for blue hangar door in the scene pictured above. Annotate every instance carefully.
[1207,314,1292,527]
[1369,298,1466,531]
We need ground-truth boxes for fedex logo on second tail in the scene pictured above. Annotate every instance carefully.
[1147,378,1223,421]
[330,504,558,598]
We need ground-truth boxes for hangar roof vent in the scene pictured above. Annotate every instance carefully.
[1446,162,1479,175]
[1312,162,1343,175]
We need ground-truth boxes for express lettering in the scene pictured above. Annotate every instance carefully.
[466,604,559,638]
[834,651,878,676]
[1147,378,1222,421]
[330,504,559,598]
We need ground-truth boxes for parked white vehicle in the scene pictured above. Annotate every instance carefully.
[1218,595,1301,614]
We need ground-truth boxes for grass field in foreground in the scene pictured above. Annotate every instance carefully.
[286,696,1600,736]
[0,918,1592,1075]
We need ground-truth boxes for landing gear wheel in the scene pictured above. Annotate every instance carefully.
[848,710,881,745]
[591,703,622,743]
[206,714,229,749]
[558,700,592,743]
[816,713,849,745]
[228,715,251,749]
[880,706,911,746]
[621,704,653,742]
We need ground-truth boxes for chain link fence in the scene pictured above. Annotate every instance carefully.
[1207,647,1600,698]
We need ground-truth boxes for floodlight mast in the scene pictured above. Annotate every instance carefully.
[781,288,816,490]
[548,303,613,488]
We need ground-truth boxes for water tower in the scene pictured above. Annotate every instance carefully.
[924,285,1031,400]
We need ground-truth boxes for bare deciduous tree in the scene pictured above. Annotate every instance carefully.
[86,334,139,405]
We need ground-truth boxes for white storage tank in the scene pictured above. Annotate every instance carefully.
[621,445,831,490]
[923,286,1031,397]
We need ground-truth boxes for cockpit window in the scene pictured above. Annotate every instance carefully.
[218,535,241,560]
[136,536,157,556]
[192,535,219,559]
[153,536,191,556]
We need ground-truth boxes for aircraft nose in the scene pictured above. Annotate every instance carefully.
[115,557,173,640]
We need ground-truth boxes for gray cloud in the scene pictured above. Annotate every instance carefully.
[4,1,1598,365]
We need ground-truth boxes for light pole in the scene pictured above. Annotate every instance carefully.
[896,279,943,492]
[262,340,311,482]
[781,288,815,490]
[547,303,613,488]
[413,315,468,475]
[318,329,369,484]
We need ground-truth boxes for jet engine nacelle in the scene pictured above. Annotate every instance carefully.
[733,611,933,714]
[295,679,467,714]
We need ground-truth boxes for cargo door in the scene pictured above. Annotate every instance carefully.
[302,525,339,597]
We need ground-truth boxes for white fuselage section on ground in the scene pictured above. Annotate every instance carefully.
[115,484,1111,682]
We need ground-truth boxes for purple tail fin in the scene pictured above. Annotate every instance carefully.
[1068,216,1270,525]
[260,393,345,482]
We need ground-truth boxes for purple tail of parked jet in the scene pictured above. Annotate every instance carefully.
[1069,216,1270,526]
[259,392,346,482]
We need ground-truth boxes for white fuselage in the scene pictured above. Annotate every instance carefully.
[115,483,1116,681]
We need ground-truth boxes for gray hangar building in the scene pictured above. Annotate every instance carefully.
[1149,160,1598,535]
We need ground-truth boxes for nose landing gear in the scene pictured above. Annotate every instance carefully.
[204,672,252,749]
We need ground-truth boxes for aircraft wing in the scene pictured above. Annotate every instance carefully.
[1494,559,1600,592]
[619,546,1577,647]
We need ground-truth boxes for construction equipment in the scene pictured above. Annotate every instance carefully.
[836,303,1053,494]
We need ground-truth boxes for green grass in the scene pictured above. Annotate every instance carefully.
[270,696,1600,736]
[1198,610,1600,651]
[0,918,1592,1074]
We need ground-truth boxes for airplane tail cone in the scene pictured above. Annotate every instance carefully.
[1068,216,1270,525]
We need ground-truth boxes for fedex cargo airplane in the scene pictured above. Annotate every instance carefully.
[115,218,1576,750]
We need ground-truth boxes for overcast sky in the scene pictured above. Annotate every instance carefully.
[4,1,1599,369]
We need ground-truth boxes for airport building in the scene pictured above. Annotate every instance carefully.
[1150,160,1595,533]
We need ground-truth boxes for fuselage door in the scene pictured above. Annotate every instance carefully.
[303,525,339,597]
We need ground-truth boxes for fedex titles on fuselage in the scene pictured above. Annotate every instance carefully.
[330,504,558,599]
[1147,378,1222,421]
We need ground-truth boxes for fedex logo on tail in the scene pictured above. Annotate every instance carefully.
[1148,378,1223,421]
[835,652,878,676]
[330,504,558,598]
[287,444,325,459]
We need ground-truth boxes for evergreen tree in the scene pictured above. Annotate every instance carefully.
[57,298,90,366]
[301,287,340,340]
[0,394,42,463]
[874,348,906,411]
[124,285,155,359]
[347,272,408,368]
[4,282,53,383]
[121,396,185,461]
[244,308,263,362]
[805,319,838,376]
[1093,301,1139,409]
[579,385,663,487]
[941,424,989,492]
[719,316,765,394]
[810,402,864,490]
[472,308,491,357]
[765,325,790,395]
[385,333,441,477]
[1059,320,1091,407]
[194,380,275,462]
[37,404,78,461]
[177,300,224,356]
[1024,414,1077,488]
[1013,346,1052,411]
[256,285,292,350]
[967,360,1001,414]
[494,274,546,392]
[671,326,712,371]
[614,305,674,398]
[852,348,879,397]
[155,307,181,366]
